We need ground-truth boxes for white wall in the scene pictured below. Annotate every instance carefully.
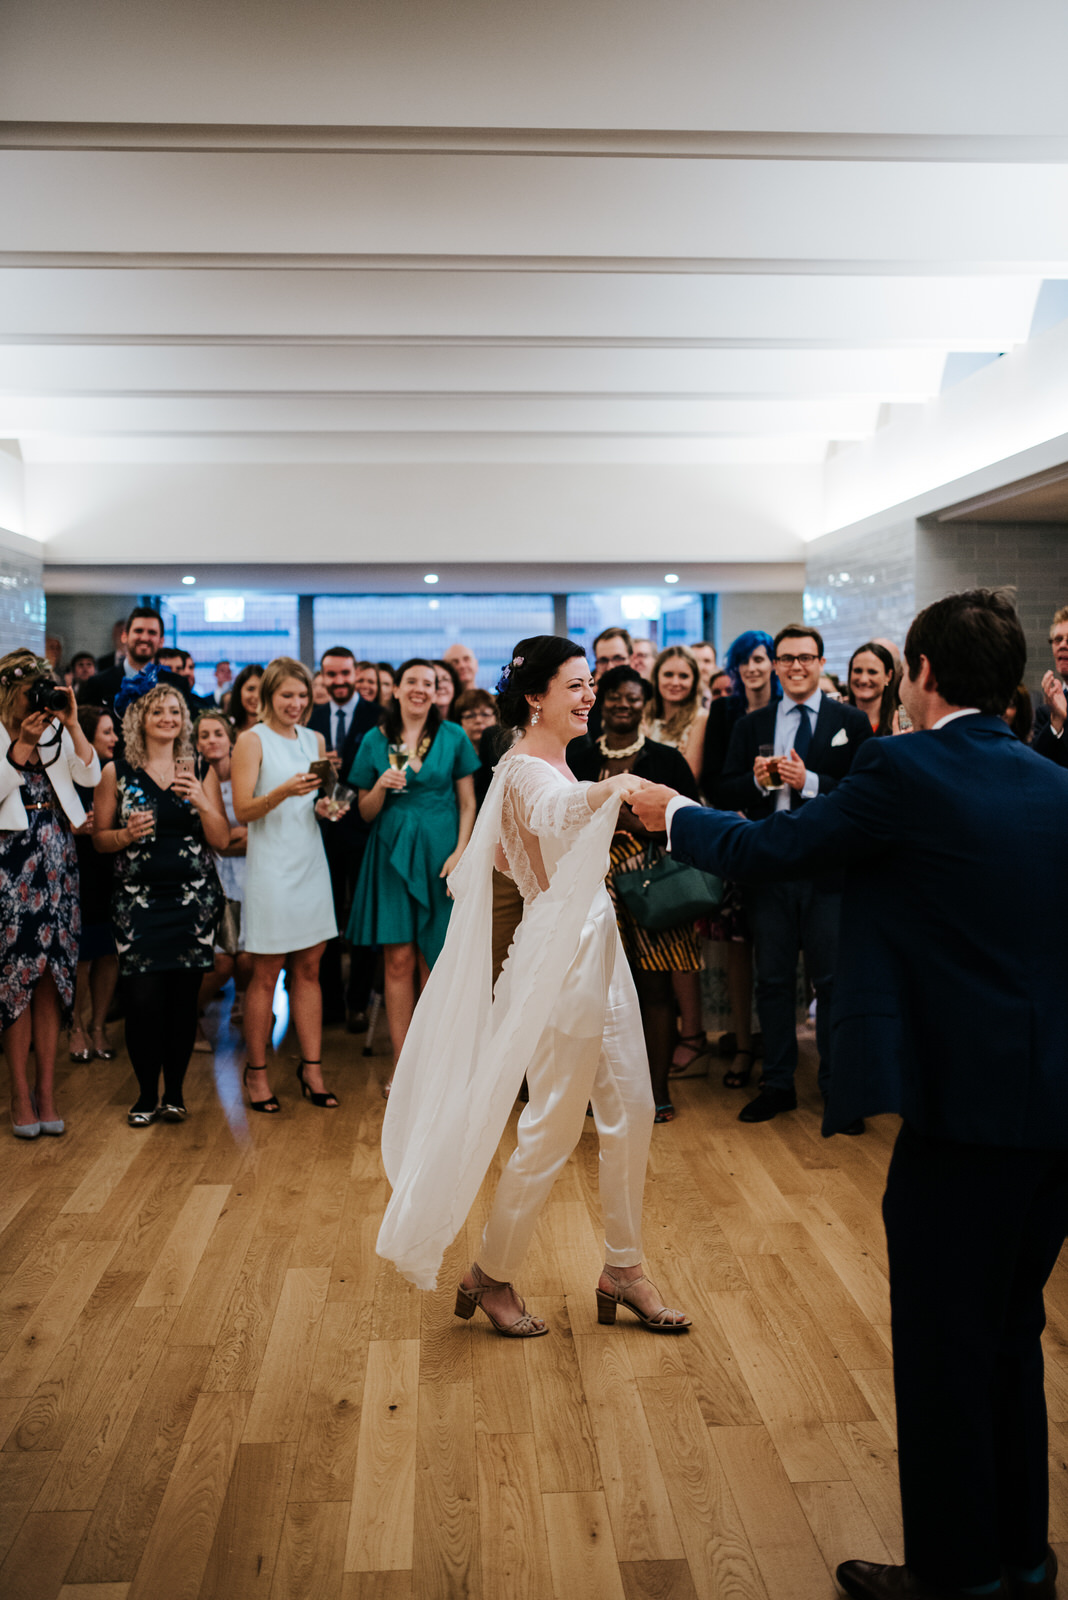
[4,0,1066,134]
[27,460,817,567]
[0,445,24,540]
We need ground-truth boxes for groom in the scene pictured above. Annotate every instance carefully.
[632,590,1068,1600]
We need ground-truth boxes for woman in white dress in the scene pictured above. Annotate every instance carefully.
[231,657,339,1114]
[378,636,691,1337]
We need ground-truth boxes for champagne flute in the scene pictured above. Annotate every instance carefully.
[387,744,410,795]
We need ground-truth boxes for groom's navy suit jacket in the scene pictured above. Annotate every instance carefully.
[671,716,1068,1141]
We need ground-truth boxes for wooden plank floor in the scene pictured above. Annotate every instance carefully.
[5,995,1068,1600]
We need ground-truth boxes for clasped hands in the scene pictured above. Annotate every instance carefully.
[1042,671,1067,732]
[754,749,807,791]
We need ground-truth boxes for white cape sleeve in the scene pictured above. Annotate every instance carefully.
[376,752,621,1290]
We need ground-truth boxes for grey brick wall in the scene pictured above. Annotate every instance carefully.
[916,520,1068,683]
[0,530,44,657]
[803,520,916,674]
[717,590,805,658]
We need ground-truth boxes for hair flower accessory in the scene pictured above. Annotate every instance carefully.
[494,655,525,696]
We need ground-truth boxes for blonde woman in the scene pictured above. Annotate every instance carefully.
[231,657,339,1113]
[93,684,228,1125]
[643,645,708,784]
[1,649,100,1139]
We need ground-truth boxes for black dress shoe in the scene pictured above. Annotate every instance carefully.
[1004,1545,1057,1599]
[840,1118,866,1135]
[836,1560,1008,1599]
[346,1010,369,1034]
[738,1086,797,1123]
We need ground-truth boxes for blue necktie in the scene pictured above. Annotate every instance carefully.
[790,703,812,810]
[334,707,347,751]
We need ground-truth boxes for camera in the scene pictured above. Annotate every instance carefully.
[25,677,69,715]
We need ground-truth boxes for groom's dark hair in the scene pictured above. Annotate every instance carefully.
[497,636,588,729]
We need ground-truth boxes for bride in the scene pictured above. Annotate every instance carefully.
[377,635,691,1337]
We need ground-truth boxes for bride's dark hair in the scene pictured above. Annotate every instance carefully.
[496,635,589,730]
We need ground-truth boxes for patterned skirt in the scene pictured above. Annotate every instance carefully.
[605,832,701,974]
[0,770,79,1031]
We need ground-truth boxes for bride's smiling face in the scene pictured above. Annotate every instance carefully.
[527,656,596,742]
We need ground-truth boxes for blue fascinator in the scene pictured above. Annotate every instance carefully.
[114,661,163,719]
[494,654,524,695]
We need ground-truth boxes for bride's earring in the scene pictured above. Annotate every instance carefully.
[530,703,541,725]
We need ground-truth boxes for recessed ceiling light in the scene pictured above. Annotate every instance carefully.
[664,573,679,584]
[181,575,196,585]
[424,573,439,584]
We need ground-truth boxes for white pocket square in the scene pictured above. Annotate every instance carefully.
[830,728,850,747]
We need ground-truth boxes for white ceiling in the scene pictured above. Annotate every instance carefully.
[1,0,1067,588]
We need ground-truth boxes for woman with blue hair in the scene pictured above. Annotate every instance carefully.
[697,630,780,1089]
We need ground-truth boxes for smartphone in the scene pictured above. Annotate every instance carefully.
[308,758,336,797]
[175,756,195,780]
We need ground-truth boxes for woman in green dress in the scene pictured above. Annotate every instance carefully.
[348,658,479,1092]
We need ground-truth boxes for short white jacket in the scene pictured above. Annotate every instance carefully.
[0,723,102,831]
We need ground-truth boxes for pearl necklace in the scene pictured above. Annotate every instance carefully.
[597,730,645,760]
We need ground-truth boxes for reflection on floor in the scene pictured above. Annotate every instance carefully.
[4,991,1068,1599]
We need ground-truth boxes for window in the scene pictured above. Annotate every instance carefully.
[312,594,555,689]
[567,591,705,657]
[160,593,300,696]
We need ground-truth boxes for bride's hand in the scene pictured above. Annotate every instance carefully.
[609,772,649,804]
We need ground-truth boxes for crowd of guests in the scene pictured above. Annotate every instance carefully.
[5,599,1066,1140]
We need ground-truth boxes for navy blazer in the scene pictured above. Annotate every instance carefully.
[309,696,380,845]
[671,716,1068,1146]
[715,696,873,817]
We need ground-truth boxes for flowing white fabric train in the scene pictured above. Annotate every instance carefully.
[377,748,646,1290]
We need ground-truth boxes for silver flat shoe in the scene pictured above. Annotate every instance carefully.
[13,1120,41,1140]
[127,1105,158,1127]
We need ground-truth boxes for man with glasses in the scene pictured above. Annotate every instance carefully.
[591,627,633,680]
[1033,605,1068,768]
[712,624,872,1124]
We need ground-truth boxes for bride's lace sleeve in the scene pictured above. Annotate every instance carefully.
[506,755,594,836]
[499,754,598,900]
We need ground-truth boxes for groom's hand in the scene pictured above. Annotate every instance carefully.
[630,784,679,833]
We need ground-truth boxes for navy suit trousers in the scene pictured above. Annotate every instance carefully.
[883,1124,1068,1586]
[744,879,839,1097]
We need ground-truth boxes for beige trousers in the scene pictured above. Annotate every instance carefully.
[479,888,654,1282]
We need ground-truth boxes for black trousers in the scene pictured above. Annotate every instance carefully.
[319,829,374,1021]
[745,880,839,1097]
[883,1122,1068,1587]
[122,967,204,1108]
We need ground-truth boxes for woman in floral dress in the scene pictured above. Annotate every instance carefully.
[0,649,101,1139]
[93,683,228,1125]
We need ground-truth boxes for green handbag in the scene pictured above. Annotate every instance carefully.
[614,852,724,932]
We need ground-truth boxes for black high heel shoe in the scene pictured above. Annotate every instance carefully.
[296,1060,338,1108]
[243,1064,280,1114]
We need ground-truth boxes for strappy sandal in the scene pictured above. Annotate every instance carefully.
[669,1031,709,1075]
[596,1268,692,1334]
[296,1060,338,1108]
[654,1102,675,1123]
[454,1263,548,1338]
[243,1064,280,1114]
[723,1048,756,1088]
